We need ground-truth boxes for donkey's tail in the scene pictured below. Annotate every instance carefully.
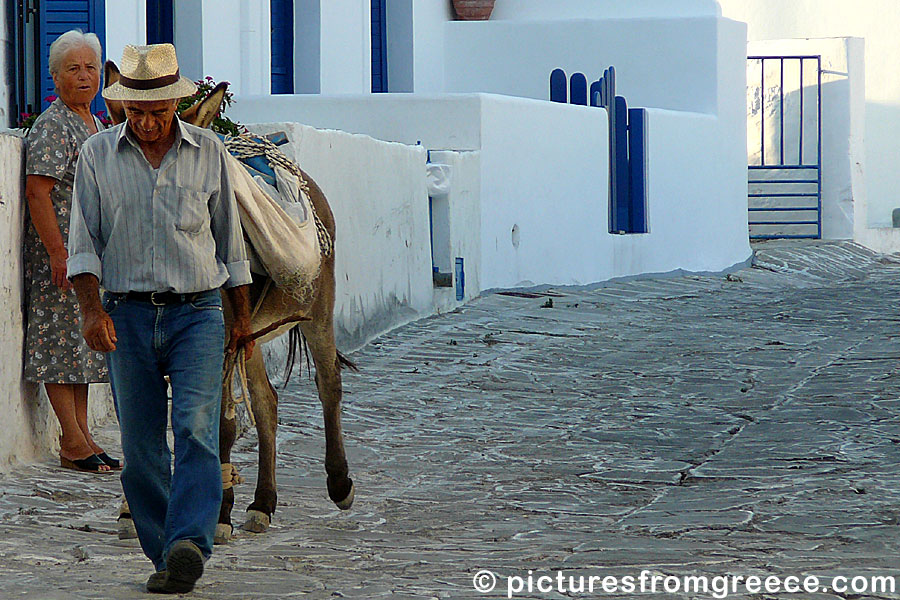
[284,325,359,386]
[337,351,359,373]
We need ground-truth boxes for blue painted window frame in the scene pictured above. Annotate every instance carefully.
[147,0,174,45]
[371,0,388,92]
[38,0,106,115]
[271,0,295,94]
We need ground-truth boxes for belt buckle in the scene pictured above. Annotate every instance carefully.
[150,292,166,306]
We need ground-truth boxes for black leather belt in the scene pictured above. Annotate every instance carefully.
[116,290,213,306]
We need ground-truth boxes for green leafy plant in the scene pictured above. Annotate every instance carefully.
[178,76,247,137]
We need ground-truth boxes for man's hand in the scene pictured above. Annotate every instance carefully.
[227,315,255,360]
[71,273,116,352]
[225,284,254,359]
[82,308,117,352]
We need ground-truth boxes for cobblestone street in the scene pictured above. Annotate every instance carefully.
[1,241,899,599]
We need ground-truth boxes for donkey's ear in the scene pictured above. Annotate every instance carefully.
[103,60,126,125]
[180,82,228,129]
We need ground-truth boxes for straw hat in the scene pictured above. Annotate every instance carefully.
[102,44,197,101]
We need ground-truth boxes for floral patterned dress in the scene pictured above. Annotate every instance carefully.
[23,98,108,384]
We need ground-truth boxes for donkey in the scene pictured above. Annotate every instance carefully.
[103,63,355,543]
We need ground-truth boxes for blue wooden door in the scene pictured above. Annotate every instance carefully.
[38,0,106,114]
[271,0,294,94]
[147,0,174,45]
[371,0,387,92]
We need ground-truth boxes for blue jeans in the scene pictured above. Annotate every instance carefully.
[104,290,225,571]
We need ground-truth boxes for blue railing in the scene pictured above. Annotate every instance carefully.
[551,66,648,234]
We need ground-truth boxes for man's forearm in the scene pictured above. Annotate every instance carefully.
[71,273,103,315]
[224,284,252,323]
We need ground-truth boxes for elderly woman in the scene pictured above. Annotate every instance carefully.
[23,29,119,473]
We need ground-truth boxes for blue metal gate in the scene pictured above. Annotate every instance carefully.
[747,55,822,239]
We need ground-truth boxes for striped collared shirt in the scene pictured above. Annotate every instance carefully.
[67,119,251,293]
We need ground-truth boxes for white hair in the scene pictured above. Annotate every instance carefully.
[48,30,102,76]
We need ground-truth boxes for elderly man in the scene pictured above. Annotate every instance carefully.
[68,44,253,594]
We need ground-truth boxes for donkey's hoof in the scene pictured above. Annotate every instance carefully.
[334,480,355,511]
[240,510,270,533]
[117,517,137,540]
[214,523,233,545]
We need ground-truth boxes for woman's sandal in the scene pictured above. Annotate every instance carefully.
[60,454,112,473]
[96,452,122,470]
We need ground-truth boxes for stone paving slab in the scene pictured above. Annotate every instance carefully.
[1,240,899,599]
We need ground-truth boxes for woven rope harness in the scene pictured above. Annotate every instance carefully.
[223,134,333,259]
[219,134,332,492]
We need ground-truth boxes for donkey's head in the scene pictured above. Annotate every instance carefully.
[103,60,228,129]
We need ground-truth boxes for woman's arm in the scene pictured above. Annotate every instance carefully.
[25,174,71,290]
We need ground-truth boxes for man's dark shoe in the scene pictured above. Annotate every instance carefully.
[146,570,167,593]
[152,540,205,594]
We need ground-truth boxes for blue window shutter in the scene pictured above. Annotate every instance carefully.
[271,0,294,94]
[371,0,387,92]
[147,0,174,45]
[39,0,106,114]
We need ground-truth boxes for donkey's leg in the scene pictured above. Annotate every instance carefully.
[241,350,279,533]
[216,384,238,544]
[300,320,354,510]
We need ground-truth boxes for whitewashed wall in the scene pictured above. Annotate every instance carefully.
[169,0,270,95]
[0,134,114,470]
[231,14,750,288]
[293,0,371,94]
[445,17,720,114]
[231,92,750,290]
[321,0,370,94]
[231,93,484,149]
[718,0,900,235]
[242,123,481,350]
[491,0,721,19]
[105,0,272,95]
[427,149,482,311]
[105,0,146,70]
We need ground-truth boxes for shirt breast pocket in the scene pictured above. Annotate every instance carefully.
[175,186,212,234]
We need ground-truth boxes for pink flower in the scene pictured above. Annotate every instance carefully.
[44,95,58,102]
